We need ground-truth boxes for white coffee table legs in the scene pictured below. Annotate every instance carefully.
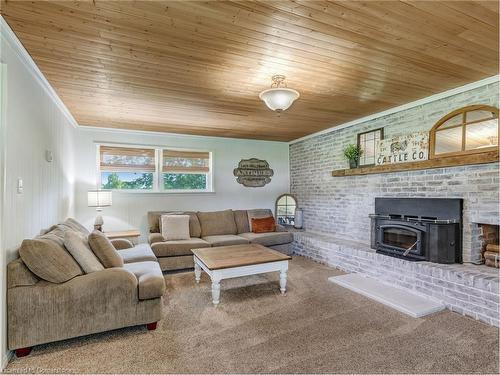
[211,280,221,305]
[194,262,201,283]
[280,270,287,294]
[193,255,289,305]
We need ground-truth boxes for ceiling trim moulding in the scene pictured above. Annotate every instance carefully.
[0,16,78,129]
[289,74,500,144]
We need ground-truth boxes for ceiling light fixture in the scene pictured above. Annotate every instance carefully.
[259,75,300,113]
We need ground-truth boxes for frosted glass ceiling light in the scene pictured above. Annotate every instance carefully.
[259,75,300,113]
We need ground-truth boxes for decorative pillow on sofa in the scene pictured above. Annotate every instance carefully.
[247,209,274,232]
[64,231,104,273]
[251,217,276,233]
[19,238,83,283]
[88,230,124,268]
[161,215,191,240]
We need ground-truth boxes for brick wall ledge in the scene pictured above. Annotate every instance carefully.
[291,230,500,327]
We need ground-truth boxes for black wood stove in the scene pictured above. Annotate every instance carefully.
[370,198,463,264]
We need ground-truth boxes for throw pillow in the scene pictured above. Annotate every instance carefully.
[251,217,276,233]
[161,215,191,240]
[247,209,274,232]
[88,230,124,268]
[19,238,83,283]
[64,231,104,273]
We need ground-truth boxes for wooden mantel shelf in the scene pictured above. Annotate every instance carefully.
[332,151,499,177]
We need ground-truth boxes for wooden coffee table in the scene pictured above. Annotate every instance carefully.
[192,243,291,305]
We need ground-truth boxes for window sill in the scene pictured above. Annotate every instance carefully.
[110,190,216,195]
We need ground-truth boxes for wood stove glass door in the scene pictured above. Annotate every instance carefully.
[379,224,423,255]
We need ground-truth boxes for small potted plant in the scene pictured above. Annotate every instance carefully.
[343,144,363,169]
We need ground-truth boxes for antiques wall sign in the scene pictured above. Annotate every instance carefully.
[233,158,274,187]
[376,132,429,166]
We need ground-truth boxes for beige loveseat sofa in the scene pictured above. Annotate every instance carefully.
[148,209,293,271]
[7,218,165,357]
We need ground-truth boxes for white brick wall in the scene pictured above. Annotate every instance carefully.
[290,82,500,263]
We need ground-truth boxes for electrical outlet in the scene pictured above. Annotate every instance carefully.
[17,178,23,194]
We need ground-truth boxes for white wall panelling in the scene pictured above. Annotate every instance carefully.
[0,17,77,367]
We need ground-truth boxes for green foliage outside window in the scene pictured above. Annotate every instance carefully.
[101,172,153,190]
[163,173,207,190]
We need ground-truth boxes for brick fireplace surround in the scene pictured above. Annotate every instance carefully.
[289,81,499,326]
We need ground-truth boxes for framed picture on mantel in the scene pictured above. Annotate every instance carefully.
[357,128,383,166]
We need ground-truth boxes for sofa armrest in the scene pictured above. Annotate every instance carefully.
[111,238,134,250]
[8,268,140,350]
[149,233,165,244]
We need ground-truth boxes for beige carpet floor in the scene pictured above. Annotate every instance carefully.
[5,256,499,374]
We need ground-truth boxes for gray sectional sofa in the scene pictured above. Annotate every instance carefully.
[148,209,293,271]
[7,218,165,357]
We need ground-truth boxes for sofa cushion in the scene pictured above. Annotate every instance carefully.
[123,261,165,300]
[202,235,249,247]
[60,218,90,236]
[119,244,158,263]
[37,225,67,246]
[161,214,190,240]
[148,211,201,237]
[238,231,293,247]
[88,230,124,268]
[247,209,274,231]
[64,231,104,273]
[19,238,83,283]
[149,233,165,244]
[151,238,210,257]
[197,210,237,237]
[7,258,40,288]
[251,216,276,233]
[233,210,250,234]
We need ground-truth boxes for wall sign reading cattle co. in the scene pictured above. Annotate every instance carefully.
[375,132,429,166]
[233,158,274,187]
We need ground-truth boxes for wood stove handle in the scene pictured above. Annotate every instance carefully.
[403,240,419,256]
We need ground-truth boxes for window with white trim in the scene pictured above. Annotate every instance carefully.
[162,150,211,191]
[99,146,156,190]
[97,144,212,192]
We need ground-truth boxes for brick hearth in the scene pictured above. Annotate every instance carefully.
[292,231,499,327]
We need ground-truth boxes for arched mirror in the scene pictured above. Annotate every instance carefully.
[430,105,499,158]
[275,194,297,226]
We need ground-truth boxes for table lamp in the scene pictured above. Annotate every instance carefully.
[87,190,112,231]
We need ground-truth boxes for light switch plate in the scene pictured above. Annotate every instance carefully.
[17,178,23,194]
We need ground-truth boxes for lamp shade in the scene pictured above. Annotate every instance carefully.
[259,88,300,112]
[88,190,112,210]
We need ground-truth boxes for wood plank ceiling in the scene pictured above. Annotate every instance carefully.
[1,1,498,141]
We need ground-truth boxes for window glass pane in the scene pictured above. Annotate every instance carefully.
[277,206,288,216]
[359,129,381,166]
[276,195,296,226]
[465,119,498,150]
[466,109,496,123]
[163,173,207,190]
[439,114,463,129]
[101,172,153,190]
[364,132,374,141]
[435,127,463,154]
